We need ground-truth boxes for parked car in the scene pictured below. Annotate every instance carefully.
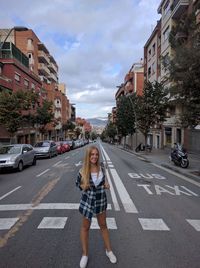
[0,144,36,172]
[34,141,58,158]
[63,140,74,150]
[55,142,66,154]
[62,141,71,152]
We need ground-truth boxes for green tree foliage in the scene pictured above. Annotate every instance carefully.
[105,122,117,141]
[136,81,169,144]
[116,94,136,137]
[0,90,38,135]
[168,12,200,128]
[62,120,75,132]
[35,100,54,134]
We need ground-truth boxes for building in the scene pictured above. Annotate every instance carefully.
[0,42,43,144]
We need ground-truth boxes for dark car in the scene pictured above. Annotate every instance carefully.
[0,144,36,172]
[34,141,58,158]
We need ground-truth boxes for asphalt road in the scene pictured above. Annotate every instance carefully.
[0,141,199,268]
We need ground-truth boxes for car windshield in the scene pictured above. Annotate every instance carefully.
[0,146,21,154]
[35,142,50,147]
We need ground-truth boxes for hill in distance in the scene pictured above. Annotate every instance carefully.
[86,117,108,127]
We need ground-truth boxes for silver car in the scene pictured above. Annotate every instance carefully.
[34,140,58,158]
[0,144,37,172]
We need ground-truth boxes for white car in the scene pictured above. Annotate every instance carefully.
[0,144,37,172]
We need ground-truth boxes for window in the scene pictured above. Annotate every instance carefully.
[163,26,170,42]
[164,1,170,16]
[152,62,155,74]
[31,83,35,90]
[152,43,156,56]
[148,66,151,77]
[24,79,29,88]
[14,73,21,83]
[162,53,170,69]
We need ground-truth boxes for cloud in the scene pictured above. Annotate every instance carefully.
[0,0,161,118]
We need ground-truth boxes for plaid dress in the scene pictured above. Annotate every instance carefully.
[76,169,107,220]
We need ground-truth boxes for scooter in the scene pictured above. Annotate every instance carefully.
[135,143,152,152]
[170,143,189,168]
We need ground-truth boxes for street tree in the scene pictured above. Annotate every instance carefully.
[168,11,200,128]
[136,81,169,146]
[35,100,54,136]
[116,94,136,146]
[105,122,117,143]
[0,90,38,138]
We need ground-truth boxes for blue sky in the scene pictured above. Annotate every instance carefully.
[0,0,161,119]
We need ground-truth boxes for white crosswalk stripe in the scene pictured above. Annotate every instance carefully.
[90,217,117,229]
[138,218,170,231]
[37,217,68,229]
[0,217,19,230]
[186,219,200,231]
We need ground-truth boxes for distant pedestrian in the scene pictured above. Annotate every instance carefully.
[76,145,117,268]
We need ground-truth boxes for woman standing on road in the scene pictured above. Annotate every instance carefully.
[76,145,117,268]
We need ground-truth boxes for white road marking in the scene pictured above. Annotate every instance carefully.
[75,161,82,167]
[52,161,63,167]
[0,203,112,211]
[151,163,200,188]
[65,156,70,159]
[110,169,138,213]
[138,218,170,231]
[105,169,120,211]
[137,157,146,160]
[0,218,19,230]
[108,164,114,168]
[37,217,68,229]
[0,186,21,201]
[186,219,200,231]
[100,144,120,211]
[90,217,117,229]
[36,169,50,177]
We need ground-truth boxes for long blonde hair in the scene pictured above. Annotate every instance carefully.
[80,146,100,190]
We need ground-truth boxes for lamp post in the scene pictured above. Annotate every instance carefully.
[0,26,28,56]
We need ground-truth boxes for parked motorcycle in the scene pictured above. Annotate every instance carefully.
[135,143,152,152]
[170,143,189,168]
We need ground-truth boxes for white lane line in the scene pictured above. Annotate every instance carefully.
[100,145,111,161]
[0,218,19,230]
[110,168,138,213]
[0,186,21,201]
[186,219,200,231]
[90,217,117,229]
[105,169,120,211]
[38,217,68,229]
[0,203,112,211]
[53,161,63,167]
[151,163,200,188]
[138,218,170,231]
[36,169,50,177]
[100,144,120,211]
[65,156,70,159]
[137,157,146,161]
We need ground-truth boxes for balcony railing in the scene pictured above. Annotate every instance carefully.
[171,0,189,19]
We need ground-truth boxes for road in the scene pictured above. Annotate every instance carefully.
[0,141,199,268]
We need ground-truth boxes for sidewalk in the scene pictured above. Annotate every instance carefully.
[117,145,200,182]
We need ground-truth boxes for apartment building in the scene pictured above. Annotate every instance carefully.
[0,28,74,142]
[157,0,199,149]
[0,42,44,144]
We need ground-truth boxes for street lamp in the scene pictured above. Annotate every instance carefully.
[0,26,28,56]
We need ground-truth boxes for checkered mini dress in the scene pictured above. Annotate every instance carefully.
[76,169,107,220]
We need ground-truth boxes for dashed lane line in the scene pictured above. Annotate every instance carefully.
[0,186,21,201]
[36,169,50,178]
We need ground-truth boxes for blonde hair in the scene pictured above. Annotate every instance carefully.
[80,146,100,190]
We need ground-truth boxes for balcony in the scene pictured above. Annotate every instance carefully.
[38,51,49,64]
[38,63,50,76]
[48,62,58,73]
[171,0,189,19]
[48,72,58,83]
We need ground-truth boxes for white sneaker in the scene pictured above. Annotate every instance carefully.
[80,255,88,268]
[106,250,117,264]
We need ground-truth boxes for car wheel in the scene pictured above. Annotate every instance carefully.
[18,161,23,172]
[32,157,37,166]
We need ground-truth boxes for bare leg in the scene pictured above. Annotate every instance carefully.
[97,211,112,251]
[80,217,91,256]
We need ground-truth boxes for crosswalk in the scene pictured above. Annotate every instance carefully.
[0,216,199,232]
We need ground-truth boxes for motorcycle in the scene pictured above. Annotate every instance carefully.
[135,143,152,152]
[170,143,189,168]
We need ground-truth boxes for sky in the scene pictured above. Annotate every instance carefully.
[0,0,161,119]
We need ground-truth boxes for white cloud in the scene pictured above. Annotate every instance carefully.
[0,0,161,119]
